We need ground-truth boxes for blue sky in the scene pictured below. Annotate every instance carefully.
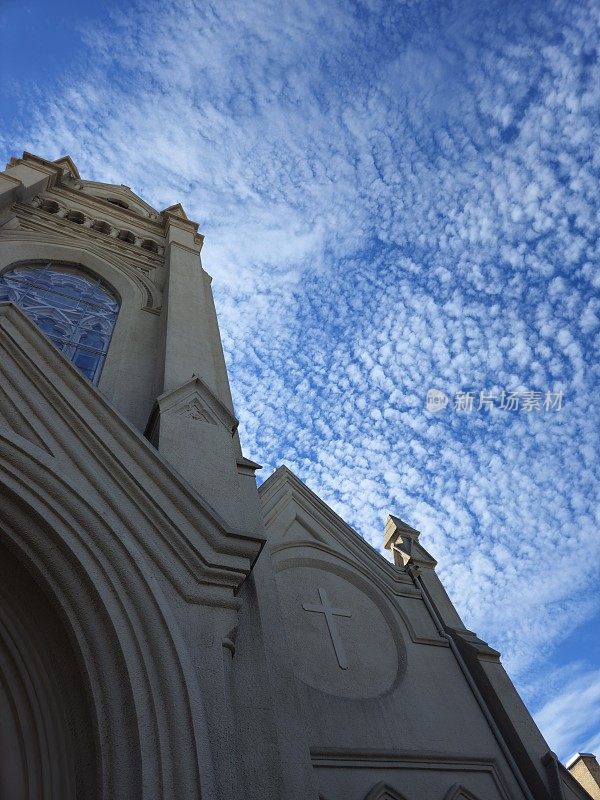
[1,0,599,763]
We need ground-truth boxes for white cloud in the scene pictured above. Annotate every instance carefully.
[535,666,600,761]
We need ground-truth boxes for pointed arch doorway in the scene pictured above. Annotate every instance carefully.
[0,539,97,799]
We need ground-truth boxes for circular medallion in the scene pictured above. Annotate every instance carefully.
[275,558,406,699]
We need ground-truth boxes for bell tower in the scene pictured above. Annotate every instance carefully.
[0,151,262,532]
[0,152,266,799]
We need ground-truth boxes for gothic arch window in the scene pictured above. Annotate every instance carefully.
[0,262,120,384]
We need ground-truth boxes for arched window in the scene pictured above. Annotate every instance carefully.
[117,229,135,244]
[140,239,159,253]
[91,219,112,235]
[40,199,60,214]
[0,263,119,384]
[65,210,85,224]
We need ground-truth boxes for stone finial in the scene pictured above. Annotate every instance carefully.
[566,753,600,799]
[384,514,437,569]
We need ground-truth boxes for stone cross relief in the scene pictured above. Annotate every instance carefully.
[302,587,352,670]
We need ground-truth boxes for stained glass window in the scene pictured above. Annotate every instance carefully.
[0,263,119,384]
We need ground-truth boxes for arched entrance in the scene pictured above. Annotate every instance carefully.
[0,420,207,800]
[0,539,97,799]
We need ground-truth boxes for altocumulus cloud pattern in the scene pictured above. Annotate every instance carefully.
[1,0,599,761]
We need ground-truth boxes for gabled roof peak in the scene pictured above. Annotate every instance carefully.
[80,181,159,216]
[162,202,189,220]
[260,465,402,575]
[53,155,80,179]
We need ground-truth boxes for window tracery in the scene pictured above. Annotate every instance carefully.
[0,263,119,384]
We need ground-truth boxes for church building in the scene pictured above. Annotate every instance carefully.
[0,151,598,800]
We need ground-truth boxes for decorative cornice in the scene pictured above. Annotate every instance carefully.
[28,190,166,248]
[165,214,205,249]
[443,784,484,800]
[46,185,166,232]
[311,749,511,800]
[8,153,203,241]
[311,747,503,770]
[0,172,22,187]
[236,455,263,476]
[16,153,160,220]
[448,627,501,661]
[10,152,65,182]
[167,238,204,256]
[10,203,164,273]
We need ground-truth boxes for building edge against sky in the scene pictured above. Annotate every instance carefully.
[0,151,597,800]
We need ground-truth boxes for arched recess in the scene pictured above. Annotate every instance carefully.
[0,430,210,799]
[0,236,162,427]
[364,782,410,800]
[0,539,97,799]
